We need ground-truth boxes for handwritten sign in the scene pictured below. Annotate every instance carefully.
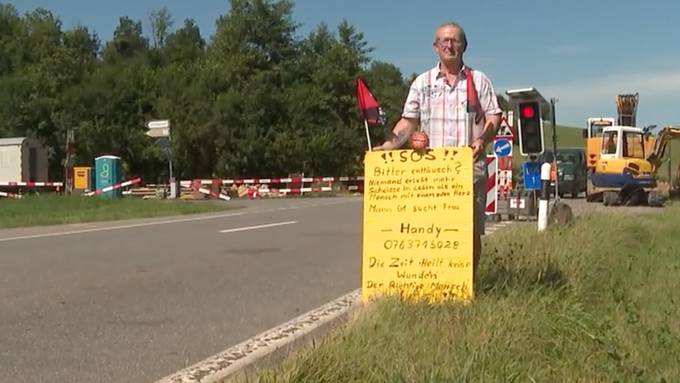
[362,147,473,302]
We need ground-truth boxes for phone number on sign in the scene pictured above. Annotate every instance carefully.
[383,239,460,250]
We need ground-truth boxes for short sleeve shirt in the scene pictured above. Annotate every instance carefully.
[402,64,502,148]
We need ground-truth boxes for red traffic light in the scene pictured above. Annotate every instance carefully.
[520,104,536,119]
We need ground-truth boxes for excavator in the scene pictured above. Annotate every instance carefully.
[585,93,680,206]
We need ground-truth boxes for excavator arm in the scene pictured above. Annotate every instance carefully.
[646,126,680,175]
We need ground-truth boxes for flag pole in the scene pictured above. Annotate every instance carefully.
[364,119,372,151]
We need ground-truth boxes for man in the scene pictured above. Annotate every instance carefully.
[374,21,502,279]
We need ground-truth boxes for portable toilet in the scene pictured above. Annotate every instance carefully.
[94,155,122,198]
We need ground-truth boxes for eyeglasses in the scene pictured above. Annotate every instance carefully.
[434,38,464,48]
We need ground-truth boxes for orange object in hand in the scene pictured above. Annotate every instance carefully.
[409,131,429,150]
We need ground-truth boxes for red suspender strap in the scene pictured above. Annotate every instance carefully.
[464,67,484,124]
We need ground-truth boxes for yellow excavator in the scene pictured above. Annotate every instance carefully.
[585,94,680,206]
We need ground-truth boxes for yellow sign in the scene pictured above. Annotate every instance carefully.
[73,166,92,190]
[362,147,474,303]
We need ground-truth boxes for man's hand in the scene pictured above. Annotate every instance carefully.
[471,118,499,161]
[471,138,485,161]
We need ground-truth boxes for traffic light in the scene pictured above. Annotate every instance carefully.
[518,101,544,155]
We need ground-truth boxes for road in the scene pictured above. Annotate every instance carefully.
[0,197,362,383]
[558,193,665,216]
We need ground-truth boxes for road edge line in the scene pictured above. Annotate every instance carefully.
[155,289,361,383]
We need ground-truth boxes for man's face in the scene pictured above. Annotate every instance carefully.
[433,25,465,63]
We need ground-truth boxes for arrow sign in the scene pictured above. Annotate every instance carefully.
[146,120,170,130]
[493,138,512,157]
[145,128,170,138]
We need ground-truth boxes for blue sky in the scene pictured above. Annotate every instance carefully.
[10,0,680,129]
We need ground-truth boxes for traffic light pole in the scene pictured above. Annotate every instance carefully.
[551,98,559,198]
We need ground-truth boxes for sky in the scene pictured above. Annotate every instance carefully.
[10,0,680,129]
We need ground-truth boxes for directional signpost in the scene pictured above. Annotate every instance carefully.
[145,119,171,138]
[145,119,176,198]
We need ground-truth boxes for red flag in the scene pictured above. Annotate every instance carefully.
[355,78,386,126]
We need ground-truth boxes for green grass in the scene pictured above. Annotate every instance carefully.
[0,195,237,228]
[244,206,680,382]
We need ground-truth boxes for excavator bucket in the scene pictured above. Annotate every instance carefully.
[616,93,639,127]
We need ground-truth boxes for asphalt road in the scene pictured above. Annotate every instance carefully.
[0,197,363,383]
[557,193,665,216]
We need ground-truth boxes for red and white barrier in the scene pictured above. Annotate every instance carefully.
[0,191,22,199]
[180,176,364,188]
[496,156,513,198]
[85,177,142,196]
[0,181,63,188]
[263,186,333,194]
[485,156,497,215]
[197,187,231,201]
[178,175,365,200]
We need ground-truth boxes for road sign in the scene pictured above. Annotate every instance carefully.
[498,115,514,137]
[146,120,170,130]
[523,161,541,190]
[145,120,171,138]
[493,138,512,157]
[145,128,170,138]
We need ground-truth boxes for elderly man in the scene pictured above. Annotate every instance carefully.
[375,21,502,280]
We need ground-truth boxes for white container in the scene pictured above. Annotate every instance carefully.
[0,137,49,182]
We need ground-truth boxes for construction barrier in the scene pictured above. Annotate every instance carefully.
[85,177,142,197]
[179,176,364,187]
[0,191,22,199]
[0,181,63,188]
[178,176,364,200]
[485,156,497,215]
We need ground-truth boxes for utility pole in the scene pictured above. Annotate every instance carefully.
[64,129,75,195]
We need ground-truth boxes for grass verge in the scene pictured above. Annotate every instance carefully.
[244,207,680,382]
[0,195,237,228]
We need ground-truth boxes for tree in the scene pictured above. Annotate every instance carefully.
[164,18,205,64]
[148,7,173,49]
[0,4,25,75]
[102,17,149,63]
[0,2,410,180]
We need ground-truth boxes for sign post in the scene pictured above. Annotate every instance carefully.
[362,147,474,303]
[145,120,175,198]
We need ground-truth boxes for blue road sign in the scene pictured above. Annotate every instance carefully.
[493,138,512,157]
[523,161,541,190]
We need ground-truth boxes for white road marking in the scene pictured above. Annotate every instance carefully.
[0,212,247,243]
[219,221,297,234]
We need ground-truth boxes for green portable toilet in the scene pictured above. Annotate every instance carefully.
[95,155,122,198]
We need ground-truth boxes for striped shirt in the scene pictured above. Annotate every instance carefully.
[402,64,502,148]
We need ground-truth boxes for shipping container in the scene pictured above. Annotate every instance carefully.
[0,137,48,182]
